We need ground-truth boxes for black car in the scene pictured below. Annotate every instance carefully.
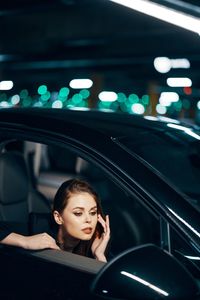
[0,108,200,300]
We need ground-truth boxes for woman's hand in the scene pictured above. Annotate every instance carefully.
[91,214,110,262]
[23,233,60,250]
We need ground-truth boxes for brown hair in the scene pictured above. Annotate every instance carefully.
[53,178,105,257]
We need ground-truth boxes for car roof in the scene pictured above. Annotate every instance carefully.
[0,107,197,139]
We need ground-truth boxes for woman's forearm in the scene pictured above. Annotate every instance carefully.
[0,232,60,250]
[0,232,28,248]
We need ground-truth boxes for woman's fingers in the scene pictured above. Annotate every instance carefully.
[98,214,110,239]
[26,233,60,250]
[98,214,106,232]
[105,215,110,235]
[42,233,60,250]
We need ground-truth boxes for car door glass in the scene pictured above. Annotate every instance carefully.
[115,129,200,209]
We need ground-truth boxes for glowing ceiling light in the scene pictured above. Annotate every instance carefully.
[167,77,192,87]
[171,58,190,69]
[154,57,171,73]
[69,79,93,89]
[154,57,190,73]
[109,0,200,35]
[159,92,179,106]
[98,91,117,102]
[0,80,13,90]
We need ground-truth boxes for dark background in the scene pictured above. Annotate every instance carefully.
[0,0,200,120]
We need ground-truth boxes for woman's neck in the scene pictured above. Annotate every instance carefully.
[57,227,80,252]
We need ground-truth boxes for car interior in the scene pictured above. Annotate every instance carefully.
[0,139,160,257]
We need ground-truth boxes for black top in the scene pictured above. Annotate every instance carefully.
[0,213,58,242]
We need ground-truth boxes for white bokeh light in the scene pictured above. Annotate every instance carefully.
[131,103,145,114]
[154,57,171,73]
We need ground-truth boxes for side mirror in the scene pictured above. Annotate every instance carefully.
[91,244,199,300]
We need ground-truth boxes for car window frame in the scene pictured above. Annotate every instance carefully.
[0,126,199,255]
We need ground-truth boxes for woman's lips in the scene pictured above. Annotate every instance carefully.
[82,228,92,234]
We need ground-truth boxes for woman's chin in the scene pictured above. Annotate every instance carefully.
[80,233,93,240]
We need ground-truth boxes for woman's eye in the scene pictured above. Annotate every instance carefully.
[74,212,82,216]
[90,211,97,216]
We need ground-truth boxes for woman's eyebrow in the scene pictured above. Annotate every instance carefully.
[72,207,84,210]
[72,206,97,211]
[90,206,97,211]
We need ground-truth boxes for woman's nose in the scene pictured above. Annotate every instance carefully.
[85,214,92,223]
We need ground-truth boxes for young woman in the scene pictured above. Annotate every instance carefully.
[0,179,110,262]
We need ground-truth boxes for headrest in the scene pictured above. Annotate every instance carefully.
[0,152,29,204]
[47,145,77,172]
[76,157,104,180]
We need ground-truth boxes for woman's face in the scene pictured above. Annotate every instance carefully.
[57,192,98,240]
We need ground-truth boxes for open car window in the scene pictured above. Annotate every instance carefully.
[0,139,161,258]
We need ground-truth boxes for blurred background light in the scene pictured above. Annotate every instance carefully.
[154,57,190,73]
[167,77,192,87]
[109,0,200,34]
[154,57,171,73]
[171,58,190,69]
[59,87,69,98]
[159,92,179,107]
[131,103,145,114]
[98,91,118,102]
[156,104,167,115]
[11,94,20,105]
[69,79,93,89]
[0,81,13,90]
[0,101,11,108]
[37,85,47,95]
[52,100,63,108]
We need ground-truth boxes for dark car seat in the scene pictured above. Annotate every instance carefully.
[0,151,50,222]
[37,145,77,202]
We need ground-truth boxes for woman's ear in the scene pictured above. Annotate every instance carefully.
[53,210,63,225]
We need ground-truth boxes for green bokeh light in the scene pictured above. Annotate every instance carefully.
[20,89,29,98]
[174,100,182,112]
[141,95,150,106]
[98,101,112,109]
[119,102,128,112]
[79,89,90,99]
[110,101,119,111]
[59,87,69,98]
[117,93,126,103]
[182,99,190,110]
[128,94,139,104]
[38,85,47,95]
[22,96,32,107]
[41,91,51,102]
[72,94,83,104]
[0,93,7,101]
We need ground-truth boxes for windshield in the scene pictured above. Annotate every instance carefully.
[115,123,200,208]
